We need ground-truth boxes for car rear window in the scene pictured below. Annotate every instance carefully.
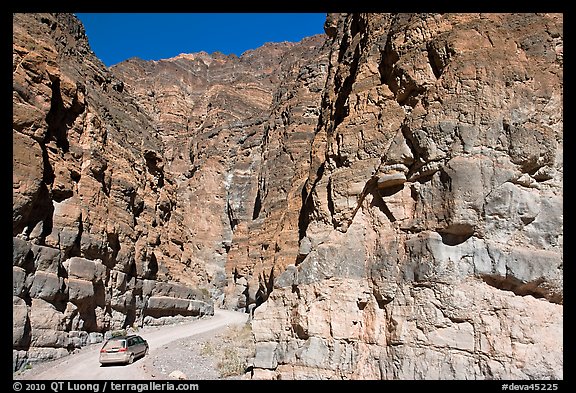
[103,339,126,350]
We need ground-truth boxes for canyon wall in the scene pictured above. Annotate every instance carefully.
[13,12,328,370]
[13,12,563,380]
[111,36,329,311]
[250,13,563,379]
[12,13,215,369]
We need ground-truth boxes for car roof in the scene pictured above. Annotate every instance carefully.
[107,334,143,340]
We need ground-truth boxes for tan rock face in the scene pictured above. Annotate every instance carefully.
[252,13,562,379]
[111,35,330,310]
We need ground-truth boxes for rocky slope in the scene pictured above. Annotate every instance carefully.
[251,13,563,379]
[13,12,563,380]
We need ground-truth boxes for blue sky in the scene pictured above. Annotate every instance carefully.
[75,13,327,67]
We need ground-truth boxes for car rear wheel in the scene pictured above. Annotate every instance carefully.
[127,353,134,365]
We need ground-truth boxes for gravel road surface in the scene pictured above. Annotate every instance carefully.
[14,309,248,380]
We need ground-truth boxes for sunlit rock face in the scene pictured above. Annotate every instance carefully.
[250,13,563,380]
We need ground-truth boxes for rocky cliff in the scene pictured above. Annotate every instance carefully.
[111,36,329,311]
[12,12,328,371]
[13,12,562,380]
[251,13,563,379]
[12,13,216,369]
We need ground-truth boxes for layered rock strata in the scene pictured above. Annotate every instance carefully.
[251,13,563,379]
[13,13,214,370]
[111,35,329,311]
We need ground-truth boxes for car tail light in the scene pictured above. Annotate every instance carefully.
[100,349,106,353]
[118,347,127,352]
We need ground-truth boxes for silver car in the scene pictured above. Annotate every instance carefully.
[99,334,149,365]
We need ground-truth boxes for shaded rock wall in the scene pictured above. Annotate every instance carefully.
[251,13,563,380]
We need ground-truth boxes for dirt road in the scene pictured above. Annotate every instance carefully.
[15,309,248,380]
